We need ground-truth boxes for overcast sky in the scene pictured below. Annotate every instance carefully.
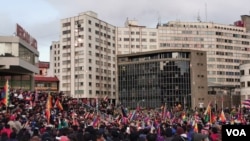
[1,0,250,61]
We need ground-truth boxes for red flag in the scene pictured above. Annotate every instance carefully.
[45,94,52,123]
[45,109,50,124]
[55,99,63,111]
[46,94,52,110]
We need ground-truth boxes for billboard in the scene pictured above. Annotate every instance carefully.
[16,23,37,49]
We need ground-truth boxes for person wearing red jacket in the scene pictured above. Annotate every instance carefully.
[1,124,13,138]
[210,127,219,141]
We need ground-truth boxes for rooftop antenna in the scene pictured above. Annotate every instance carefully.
[197,10,201,22]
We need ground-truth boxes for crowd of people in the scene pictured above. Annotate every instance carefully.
[0,88,249,141]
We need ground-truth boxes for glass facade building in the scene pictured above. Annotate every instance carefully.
[118,49,208,109]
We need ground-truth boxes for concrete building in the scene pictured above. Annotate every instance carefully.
[49,41,60,78]
[51,11,250,107]
[117,49,208,109]
[156,21,250,88]
[51,11,117,104]
[117,18,250,108]
[0,24,39,90]
[116,19,158,54]
[34,61,59,92]
[240,63,250,103]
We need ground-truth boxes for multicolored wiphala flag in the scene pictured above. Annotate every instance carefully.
[1,80,9,106]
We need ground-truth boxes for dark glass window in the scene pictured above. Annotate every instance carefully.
[118,58,191,109]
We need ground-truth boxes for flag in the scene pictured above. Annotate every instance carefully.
[204,101,211,115]
[45,94,52,123]
[211,113,216,123]
[130,110,137,121]
[194,122,198,133]
[182,112,187,121]
[1,80,9,106]
[45,109,51,124]
[46,94,52,110]
[55,98,63,111]
[242,99,250,108]
[220,110,226,122]
[204,102,212,123]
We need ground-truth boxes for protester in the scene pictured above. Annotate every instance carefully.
[0,88,249,141]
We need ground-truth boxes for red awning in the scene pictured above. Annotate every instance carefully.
[34,76,59,82]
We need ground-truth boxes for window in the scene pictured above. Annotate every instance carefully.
[63,22,70,27]
[240,70,245,75]
[248,81,250,87]
[241,82,245,87]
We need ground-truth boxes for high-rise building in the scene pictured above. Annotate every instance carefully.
[50,11,117,103]
[51,11,250,107]
[157,21,250,89]
[117,19,250,106]
[50,41,60,78]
